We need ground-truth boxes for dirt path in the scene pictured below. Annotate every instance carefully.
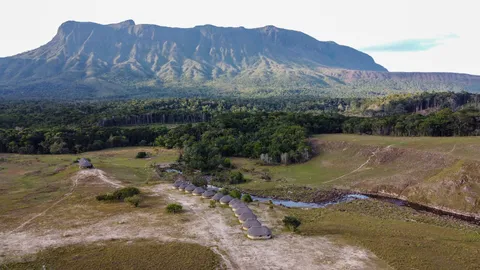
[448,144,457,154]
[150,184,388,270]
[323,148,379,184]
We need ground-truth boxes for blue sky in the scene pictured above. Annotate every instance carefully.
[0,0,478,74]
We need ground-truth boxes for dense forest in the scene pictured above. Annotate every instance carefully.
[3,92,480,168]
[1,92,479,129]
[343,108,480,136]
[0,113,343,168]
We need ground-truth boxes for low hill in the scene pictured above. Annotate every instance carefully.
[1,20,480,99]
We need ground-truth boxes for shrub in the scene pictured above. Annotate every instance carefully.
[136,151,148,159]
[282,216,301,232]
[192,176,208,187]
[219,188,230,195]
[125,195,141,207]
[241,194,253,203]
[113,187,140,200]
[228,171,245,184]
[209,200,216,208]
[223,158,232,168]
[166,203,183,214]
[268,200,274,209]
[96,194,115,201]
[229,190,242,199]
[97,187,140,202]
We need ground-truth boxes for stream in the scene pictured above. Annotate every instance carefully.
[207,185,370,208]
[167,170,480,225]
[250,194,369,208]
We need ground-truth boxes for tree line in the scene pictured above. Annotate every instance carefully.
[0,112,344,169]
[343,108,480,136]
[4,92,479,129]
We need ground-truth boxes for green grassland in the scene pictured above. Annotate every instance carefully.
[0,147,179,231]
[316,134,480,160]
[288,199,480,270]
[234,134,480,187]
[3,240,219,270]
[2,143,480,269]
[84,147,179,184]
[0,147,218,269]
[232,134,480,214]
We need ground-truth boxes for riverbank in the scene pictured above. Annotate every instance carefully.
[224,183,480,226]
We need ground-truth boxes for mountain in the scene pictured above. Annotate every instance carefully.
[1,20,480,99]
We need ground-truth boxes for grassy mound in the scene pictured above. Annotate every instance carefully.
[5,240,220,270]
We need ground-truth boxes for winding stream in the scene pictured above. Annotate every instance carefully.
[168,170,480,225]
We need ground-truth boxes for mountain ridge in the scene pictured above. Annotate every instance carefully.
[1,20,480,99]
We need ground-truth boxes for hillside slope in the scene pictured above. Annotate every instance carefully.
[315,135,480,216]
[1,20,480,99]
[233,135,480,217]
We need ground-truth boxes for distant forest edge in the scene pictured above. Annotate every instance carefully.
[1,92,479,129]
[3,92,480,163]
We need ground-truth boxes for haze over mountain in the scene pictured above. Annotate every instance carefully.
[1,20,480,99]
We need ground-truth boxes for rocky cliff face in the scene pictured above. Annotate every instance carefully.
[1,20,480,99]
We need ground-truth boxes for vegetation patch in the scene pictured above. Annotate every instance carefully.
[3,240,220,270]
[288,200,480,270]
[96,187,140,202]
[282,216,301,232]
[125,195,142,207]
[241,194,253,203]
[166,203,183,214]
[135,151,149,159]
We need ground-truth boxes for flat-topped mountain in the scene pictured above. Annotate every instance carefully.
[1,20,479,99]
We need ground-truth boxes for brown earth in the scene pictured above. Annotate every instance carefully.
[0,169,389,269]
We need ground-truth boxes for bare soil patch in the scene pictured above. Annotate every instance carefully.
[0,170,388,269]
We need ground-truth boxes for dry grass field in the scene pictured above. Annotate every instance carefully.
[2,142,480,269]
[0,147,386,269]
[232,134,480,215]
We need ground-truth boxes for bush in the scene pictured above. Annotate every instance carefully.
[228,171,245,184]
[219,188,230,195]
[97,187,140,202]
[113,187,141,200]
[241,194,253,203]
[166,203,183,214]
[229,190,242,199]
[192,176,208,187]
[125,195,141,207]
[136,151,148,159]
[282,216,301,232]
[209,200,216,208]
[96,194,115,201]
[268,200,274,209]
[223,158,232,168]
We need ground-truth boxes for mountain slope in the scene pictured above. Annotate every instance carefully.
[1,20,480,99]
